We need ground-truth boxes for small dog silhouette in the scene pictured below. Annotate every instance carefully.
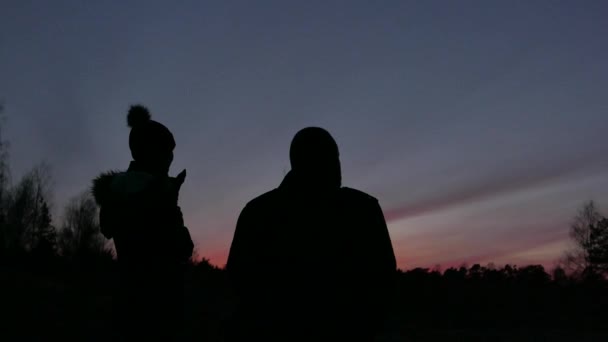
[168,169,187,205]
[167,169,193,262]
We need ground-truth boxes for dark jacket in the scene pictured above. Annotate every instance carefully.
[92,162,193,267]
[92,161,193,340]
[226,171,397,341]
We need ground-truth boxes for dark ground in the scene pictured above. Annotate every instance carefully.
[2,259,607,341]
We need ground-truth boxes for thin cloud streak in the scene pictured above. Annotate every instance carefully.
[384,157,606,223]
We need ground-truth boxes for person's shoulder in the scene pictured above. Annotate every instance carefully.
[244,188,282,210]
[340,187,379,203]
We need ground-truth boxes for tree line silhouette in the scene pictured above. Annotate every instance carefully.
[0,160,113,264]
[0,105,607,341]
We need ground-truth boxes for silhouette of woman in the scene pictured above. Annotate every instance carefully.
[92,105,193,341]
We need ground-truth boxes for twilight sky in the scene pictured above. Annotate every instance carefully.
[1,1,607,269]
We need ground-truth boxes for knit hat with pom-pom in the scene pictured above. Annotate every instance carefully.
[127,105,175,161]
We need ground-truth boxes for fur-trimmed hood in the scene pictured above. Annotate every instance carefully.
[90,163,193,262]
[92,171,121,207]
[91,169,161,240]
[92,167,186,208]
[92,170,157,207]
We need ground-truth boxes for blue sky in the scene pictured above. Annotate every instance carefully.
[1,1,607,268]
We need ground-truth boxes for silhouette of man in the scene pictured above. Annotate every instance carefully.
[226,127,397,342]
[92,105,193,341]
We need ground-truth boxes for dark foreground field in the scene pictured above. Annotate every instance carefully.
[2,259,607,342]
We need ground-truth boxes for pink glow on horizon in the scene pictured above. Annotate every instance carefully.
[396,233,569,270]
[197,233,568,271]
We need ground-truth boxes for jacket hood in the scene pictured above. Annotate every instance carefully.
[92,171,121,207]
[279,170,342,196]
[92,169,156,207]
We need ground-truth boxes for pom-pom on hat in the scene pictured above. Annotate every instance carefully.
[127,105,175,161]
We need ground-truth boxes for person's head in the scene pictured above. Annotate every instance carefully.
[289,127,341,188]
[127,105,175,175]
